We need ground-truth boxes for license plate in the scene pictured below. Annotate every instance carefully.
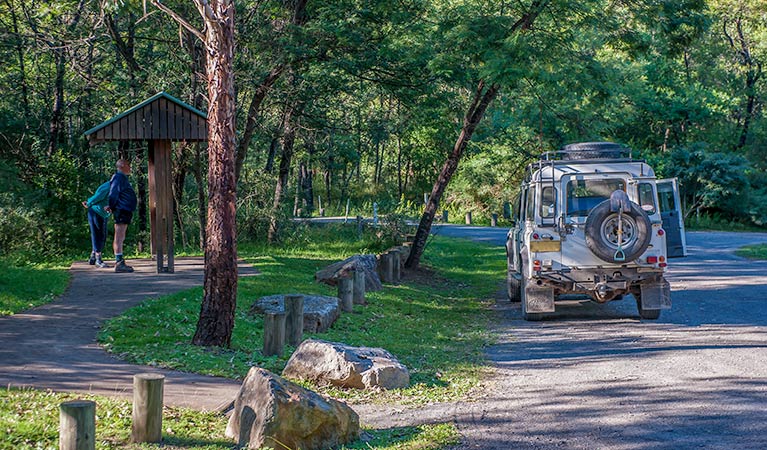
[530,240,561,253]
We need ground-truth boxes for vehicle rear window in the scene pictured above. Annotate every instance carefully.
[566,179,625,217]
[638,183,657,214]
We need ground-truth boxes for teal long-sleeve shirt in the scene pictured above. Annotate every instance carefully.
[86,181,112,219]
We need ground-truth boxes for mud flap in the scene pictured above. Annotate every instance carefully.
[640,279,672,310]
[524,283,555,313]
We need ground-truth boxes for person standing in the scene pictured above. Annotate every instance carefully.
[82,181,111,268]
[106,158,137,273]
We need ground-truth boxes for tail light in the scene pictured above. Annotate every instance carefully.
[658,229,665,236]
[532,233,540,240]
[533,260,542,272]
[646,256,658,264]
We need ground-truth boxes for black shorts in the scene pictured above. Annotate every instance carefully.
[114,209,133,225]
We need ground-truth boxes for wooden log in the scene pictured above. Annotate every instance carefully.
[60,400,96,450]
[465,211,472,224]
[352,269,366,305]
[263,312,286,356]
[285,295,304,346]
[338,277,353,313]
[389,249,401,281]
[491,213,498,227]
[131,373,164,443]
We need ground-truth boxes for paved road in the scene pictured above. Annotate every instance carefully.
[0,258,250,411]
[358,228,767,449]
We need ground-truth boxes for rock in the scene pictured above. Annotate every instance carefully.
[315,255,383,291]
[226,367,359,450]
[250,295,339,333]
[282,339,410,390]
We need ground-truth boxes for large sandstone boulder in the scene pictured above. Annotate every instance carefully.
[250,295,339,333]
[226,367,359,450]
[282,339,410,390]
[315,255,383,291]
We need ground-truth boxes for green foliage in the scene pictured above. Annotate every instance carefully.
[99,232,503,405]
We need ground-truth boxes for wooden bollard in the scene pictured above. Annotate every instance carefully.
[60,400,96,450]
[352,269,366,305]
[338,276,353,312]
[285,294,304,346]
[442,210,448,222]
[390,249,401,281]
[491,213,498,227]
[465,211,472,224]
[379,253,394,283]
[132,373,164,443]
[263,312,286,356]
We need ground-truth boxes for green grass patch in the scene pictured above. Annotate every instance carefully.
[0,387,230,449]
[1,387,458,450]
[736,243,767,260]
[99,228,503,406]
[0,259,70,316]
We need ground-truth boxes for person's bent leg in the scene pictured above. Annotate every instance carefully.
[87,210,99,264]
[94,215,108,268]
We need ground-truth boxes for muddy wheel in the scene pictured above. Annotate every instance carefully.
[635,291,661,320]
[508,270,521,302]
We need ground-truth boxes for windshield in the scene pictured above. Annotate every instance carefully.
[566,179,626,217]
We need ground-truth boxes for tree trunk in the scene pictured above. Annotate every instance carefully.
[264,136,279,173]
[192,0,238,348]
[405,81,500,269]
[268,102,298,243]
[47,48,65,157]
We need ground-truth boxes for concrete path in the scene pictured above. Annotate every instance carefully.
[0,258,251,411]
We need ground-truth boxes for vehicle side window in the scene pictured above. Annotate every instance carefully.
[526,185,535,220]
[638,183,657,214]
[540,186,556,219]
[513,193,521,222]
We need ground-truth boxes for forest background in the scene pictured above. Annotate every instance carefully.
[0,0,764,262]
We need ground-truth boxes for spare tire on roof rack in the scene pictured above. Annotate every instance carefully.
[560,142,630,160]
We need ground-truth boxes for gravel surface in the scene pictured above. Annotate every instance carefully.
[357,230,767,449]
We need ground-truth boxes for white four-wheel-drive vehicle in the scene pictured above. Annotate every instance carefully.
[506,142,687,320]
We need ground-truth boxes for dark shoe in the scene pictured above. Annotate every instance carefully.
[114,260,134,273]
[88,254,96,265]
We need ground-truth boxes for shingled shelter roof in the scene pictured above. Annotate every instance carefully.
[84,92,208,144]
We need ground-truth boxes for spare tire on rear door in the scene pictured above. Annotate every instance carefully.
[585,197,652,263]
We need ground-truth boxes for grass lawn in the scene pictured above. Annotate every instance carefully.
[1,387,458,449]
[98,227,504,406]
[736,243,767,260]
[0,260,70,316]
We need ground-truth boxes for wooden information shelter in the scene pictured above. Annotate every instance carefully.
[84,92,208,273]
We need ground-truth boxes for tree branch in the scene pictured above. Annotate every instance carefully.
[149,0,205,42]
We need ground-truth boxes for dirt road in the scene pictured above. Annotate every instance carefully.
[358,230,767,449]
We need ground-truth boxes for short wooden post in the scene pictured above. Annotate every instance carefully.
[263,312,286,356]
[285,295,304,346]
[352,269,366,305]
[131,373,164,443]
[356,215,363,238]
[379,253,393,283]
[491,213,498,227]
[60,400,96,450]
[442,210,448,222]
[390,249,401,281]
[338,276,353,312]
[503,201,511,219]
[465,211,472,224]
